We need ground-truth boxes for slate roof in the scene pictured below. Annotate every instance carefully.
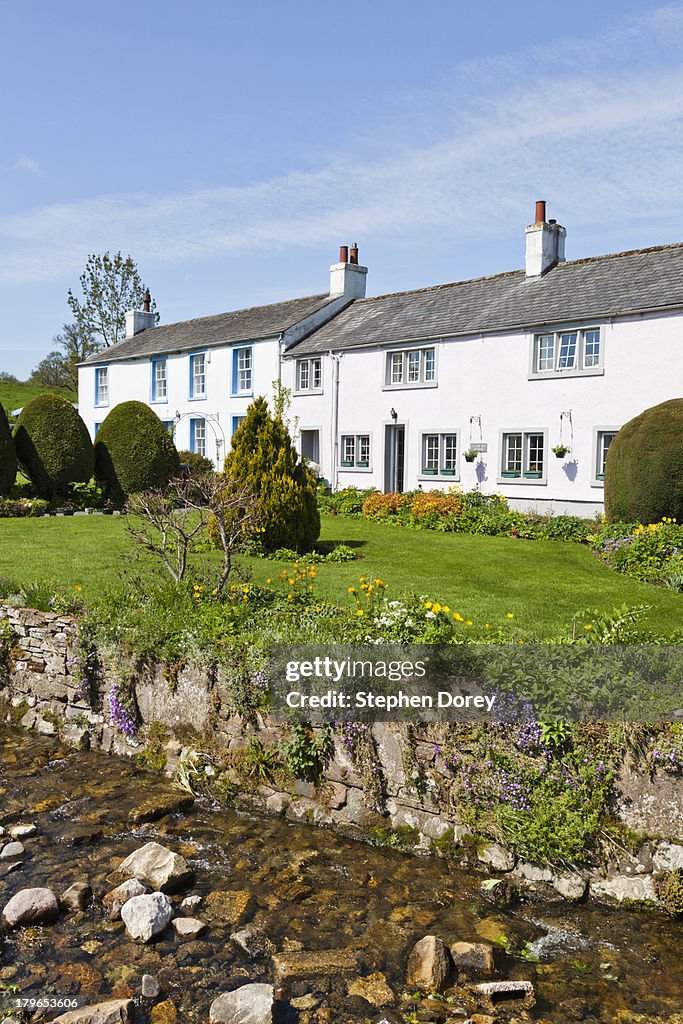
[83,293,336,364]
[292,243,683,355]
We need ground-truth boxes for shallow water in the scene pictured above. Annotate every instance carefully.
[0,727,681,1022]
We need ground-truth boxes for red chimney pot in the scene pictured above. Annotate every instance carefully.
[535,200,546,224]
[339,244,349,264]
[349,243,359,265]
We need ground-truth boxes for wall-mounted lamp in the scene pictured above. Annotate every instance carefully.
[390,408,398,421]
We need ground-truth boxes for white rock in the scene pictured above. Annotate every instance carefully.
[117,841,194,893]
[9,824,37,838]
[2,887,59,928]
[478,842,516,872]
[104,877,149,919]
[51,999,134,1023]
[120,892,173,942]
[172,916,207,939]
[209,984,274,1024]
[591,874,657,904]
[653,842,683,872]
[0,841,25,860]
[552,874,588,902]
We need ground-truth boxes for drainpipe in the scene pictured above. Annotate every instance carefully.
[329,351,342,491]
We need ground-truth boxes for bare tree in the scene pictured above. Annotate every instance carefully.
[126,473,260,595]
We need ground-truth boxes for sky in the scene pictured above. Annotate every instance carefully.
[2,0,683,378]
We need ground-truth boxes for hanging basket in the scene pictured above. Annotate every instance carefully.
[552,445,570,459]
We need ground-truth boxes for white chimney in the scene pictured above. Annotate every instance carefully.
[329,243,367,298]
[525,201,566,277]
[125,289,156,337]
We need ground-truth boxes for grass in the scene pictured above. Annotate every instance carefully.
[0,382,77,418]
[0,513,681,638]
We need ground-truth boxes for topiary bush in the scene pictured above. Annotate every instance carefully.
[223,396,319,553]
[605,398,683,523]
[94,401,180,501]
[13,393,94,498]
[0,403,17,495]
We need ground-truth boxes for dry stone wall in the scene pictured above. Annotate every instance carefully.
[1,603,682,911]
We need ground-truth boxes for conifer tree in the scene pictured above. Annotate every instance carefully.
[0,403,17,496]
[225,395,319,552]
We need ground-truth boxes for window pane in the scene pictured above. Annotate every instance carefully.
[558,332,577,369]
[155,360,167,399]
[193,420,206,457]
[96,368,108,405]
[407,351,420,382]
[424,349,435,381]
[443,434,457,469]
[504,433,522,473]
[237,348,252,392]
[297,360,309,390]
[357,435,370,465]
[537,334,555,371]
[424,434,439,470]
[526,433,544,474]
[390,352,403,384]
[598,430,617,477]
[342,436,355,463]
[584,329,601,368]
[192,354,206,396]
[312,358,322,389]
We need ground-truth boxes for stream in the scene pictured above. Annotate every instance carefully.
[0,727,681,1023]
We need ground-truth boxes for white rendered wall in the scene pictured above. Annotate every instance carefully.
[285,309,683,513]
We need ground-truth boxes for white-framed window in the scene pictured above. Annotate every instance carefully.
[190,417,206,457]
[384,347,437,388]
[340,433,371,470]
[232,347,252,394]
[500,430,546,481]
[295,357,322,393]
[94,367,109,407]
[531,326,603,377]
[594,427,619,482]
[151,358,167,402]
[189,353,206,398]
[420,432,458,477]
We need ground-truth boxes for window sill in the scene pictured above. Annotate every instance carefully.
[418,474,460,483]
[188,395,207,402]
[293,389,324,397]
[590,480,606,488]
[497,477,547,486]
[528,367,604,381]
[339,466,373,473]
[382,381,438,391]
[231,391,254,399]
[150,399,168,405]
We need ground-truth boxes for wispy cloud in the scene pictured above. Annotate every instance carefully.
[12,155,39,173]
[2,5,683,286]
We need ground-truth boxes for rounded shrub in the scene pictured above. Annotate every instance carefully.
[13,393,94,498]
[0,404,17,495]
[223,396,319,553]
[94,401,180,500]
[604,398,683,523]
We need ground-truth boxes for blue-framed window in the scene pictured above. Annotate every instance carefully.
[231,346,253,396]
[161,419,175,434]
[189,417,207,457]
[231,415,247,436]
[151,358,167,402]
[94,367,109,407]
[189,352,207,399]
[94,422,101,436]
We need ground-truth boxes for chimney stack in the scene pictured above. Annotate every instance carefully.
[330,242,367,299]
[125,292,156,337]
[525,201,566,277]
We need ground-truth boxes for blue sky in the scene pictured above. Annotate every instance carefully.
[2,0,683,377]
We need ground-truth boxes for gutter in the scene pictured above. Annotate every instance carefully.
[329,351,342,491]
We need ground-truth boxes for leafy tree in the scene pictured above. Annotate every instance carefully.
[0,404,17,495]
[29,351,72,389]
[94,401,180,501]
[605,398,683,523]
[0,372,20,385]
[224,395,319,552]
[13,394,94,498]
[68,252,158,349]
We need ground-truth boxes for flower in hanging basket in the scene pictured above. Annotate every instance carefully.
[464,449,478,462]
[552,444,571,458]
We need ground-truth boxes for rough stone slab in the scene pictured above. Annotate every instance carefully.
[513,860,554,883]
[204,890,254,926]
[653,841,683,872]
[450,940,495,975]
[117,841,194,893]
[475,979,535,1009]
[478,842,516,872]
[590,874,656,904]
[209,983,273,1024]
[272,949,360,983]
[128,792,194,825]
[552,874,588,902]
[51,999,134,1023]
[347,972,395,1007]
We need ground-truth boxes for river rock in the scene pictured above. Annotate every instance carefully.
[406,935,451,992]
[552,873,588,902]
[478,842,516,872]
[117,841,194,893]
[231,923,275,957]
[60,882,93,912]
[450,941,495,975]
[2,887,59,928]
[141,974,162,999]
[272,948,360,983]
[204,890,253,925]
[590,874,657,904]
[652,841,683,872]
[51,999,134,1023]
[128,792,194,825]
[347,972,395,1007]
[121,892,174,942]
[0,841,24,860]
[209,983,274,1024]
[172,916,206,939]
[474,979,535,1011]
[104,877,150,919]
[9,824,37,838]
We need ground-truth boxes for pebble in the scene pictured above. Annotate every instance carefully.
[142,974,162,999]
[0,841,25,860]
[9,824,37,838]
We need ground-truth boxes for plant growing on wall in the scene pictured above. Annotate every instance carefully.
[224,395,319,553]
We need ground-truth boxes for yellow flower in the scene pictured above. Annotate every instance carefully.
[506,612,515,619]
[485,623,490,629]
[360,576,366,583]
[432,602,442,614]
[266,578,272,585]
[356,609,364,616]
[442,605,450,613]
[287,593,293,601]
[424,601,433,610]
[348,587,356,594]
[466,620,473,627]
[453,612,463,622]
[584,624,593,630]
[288,579,294,586]
[74,584,82,591]
[242,595,248,602]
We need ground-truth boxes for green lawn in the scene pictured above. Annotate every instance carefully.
[0,382,77,418]
[0,513,681,638]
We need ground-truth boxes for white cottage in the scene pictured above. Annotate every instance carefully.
[79,205,683,514]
